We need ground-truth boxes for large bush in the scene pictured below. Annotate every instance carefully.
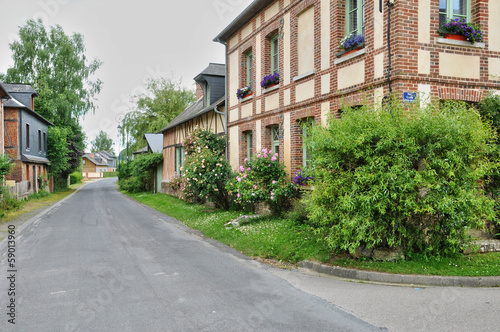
[477,93,500,235]
[226,148,299,216]
[119,153,163,193]
[0,154,13,195]
[307,100,496,258]
[181,128,232,209]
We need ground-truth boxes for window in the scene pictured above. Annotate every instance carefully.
[206,84,211,107]
[38,130,42,151]
[346,0,365,36]
[439,0,470,26]
[43,132,47,151]
[175,146,185,175]
[246,51,253,87]
[246,131,253,161]
[271,34,279,74]
[272,126,280,155]
[301,118,314,168]
[26,124,30,149]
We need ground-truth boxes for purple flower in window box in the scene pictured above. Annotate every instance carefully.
[236,86,252,99]
[260,72,280,89]
[339,33,365,51]
[438,18,483,44]
[293,169,313,186]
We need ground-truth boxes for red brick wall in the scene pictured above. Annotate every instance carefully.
[224,0,499,178]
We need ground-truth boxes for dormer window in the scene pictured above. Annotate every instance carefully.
[206,83,211,107]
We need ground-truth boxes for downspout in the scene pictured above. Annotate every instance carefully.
[223,42,229,160]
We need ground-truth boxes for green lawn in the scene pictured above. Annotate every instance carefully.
[126,192,500,277]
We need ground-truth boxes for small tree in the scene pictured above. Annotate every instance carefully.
[91,130,115,155]
[307,100,496,258]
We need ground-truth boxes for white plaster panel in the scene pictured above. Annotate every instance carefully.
[439,53,480,79]
[418,0,431,44]
[337,61,365,90]
[490,57,500,80]
[229,108,239,122]
[418,50,430,75]
[265,1,279,22]
[321,0,330,70]
[265,92,280,112]
[321,74,330,95]
[374,53,384,78]
[241,22,253,41]
[256,120,262,152]
[284,88,291,106]
[321,101,330,126]
[241,103,253,118]
[229,126,239,171]
[284,112,291,175]
[256,34,262,97]
[295,79,315,103]
[229,51,239,108]
[418,84,432,108]
[373,0,384,49]
[297,7,314,75]
[490,0,500,51]
[284,12,291,85]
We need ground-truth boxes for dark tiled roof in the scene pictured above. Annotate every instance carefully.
[98,151,116,159]
[144,134,163,153]
[197,63,225,78]
[0,84,11,98]
[0,83,38,95]
[158,96,225,133]
[132,146,148,155]
[2,96,54,126]
[21,154,50,165]
[214,0,270,43]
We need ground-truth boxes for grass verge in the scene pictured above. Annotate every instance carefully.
[127,192,500,277]
[0,181,86,223]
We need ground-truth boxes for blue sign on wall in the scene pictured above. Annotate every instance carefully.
[403,92,417,103]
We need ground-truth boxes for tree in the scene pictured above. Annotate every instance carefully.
[4,19,102,124]
[3,19,102,190]
[91,130,115,155]
[121,76,195,152]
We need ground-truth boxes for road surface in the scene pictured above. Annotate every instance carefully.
[0,178,383,331]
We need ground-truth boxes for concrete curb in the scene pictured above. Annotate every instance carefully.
[0,181,93,257]
[299,260,500,287]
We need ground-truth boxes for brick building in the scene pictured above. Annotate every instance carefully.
[1,83,52,193]
[214,0,500,177]
[0,85,11,156]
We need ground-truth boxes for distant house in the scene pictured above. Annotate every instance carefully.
[1,83,53,195]
[95,151,117,171]
[158,63,226,193]
[82,153,108,177]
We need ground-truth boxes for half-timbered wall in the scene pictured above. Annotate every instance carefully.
[162,107,226,185]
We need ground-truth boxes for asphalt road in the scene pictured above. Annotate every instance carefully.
[0,178,383,331]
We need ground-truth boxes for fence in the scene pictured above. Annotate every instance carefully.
[6,180,30,201]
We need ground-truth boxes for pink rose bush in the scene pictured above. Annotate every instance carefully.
[226,148,299,216]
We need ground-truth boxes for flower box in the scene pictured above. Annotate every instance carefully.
[438,18,483,44]
[260,72,279,89]
[236,86,252,100]
[337,33,364,58]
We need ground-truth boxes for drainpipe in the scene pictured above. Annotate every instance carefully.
[214,103,227,158]
[223,43,229,160]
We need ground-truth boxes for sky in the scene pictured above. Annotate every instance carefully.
[0,0,253,152]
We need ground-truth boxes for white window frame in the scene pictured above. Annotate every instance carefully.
[272,126,280,155]
[439,0,471,25]
[175,146,185,175]
[246,131,253,161]
[271,34,279,74]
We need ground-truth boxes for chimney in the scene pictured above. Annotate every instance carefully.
[196,83,204,101]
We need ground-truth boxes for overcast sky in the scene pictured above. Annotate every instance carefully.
[0,0,253,151]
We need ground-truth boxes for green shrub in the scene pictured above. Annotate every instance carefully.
[181,128,232,209]
[226,148,299,216]
[307,100,496,258]
[69,171,83,184]
[103,172,118,178]
[118,153,163,192]
[477,93,500,236]
[0,154,13,195]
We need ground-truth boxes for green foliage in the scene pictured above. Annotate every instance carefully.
[0,154,13,194]
[477,93,500,235]
[307,100,496,258]
[121,76,195,152]
[4,19,102,124]
[119,153,163,193]
[103,172,118,178]
[226,148,299,216]
[91,130,115,155]
[3,19,93,190]
[0,192,21,218]
[47,126,70,185]
[69,171,83,185]
[181,129,232,209]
